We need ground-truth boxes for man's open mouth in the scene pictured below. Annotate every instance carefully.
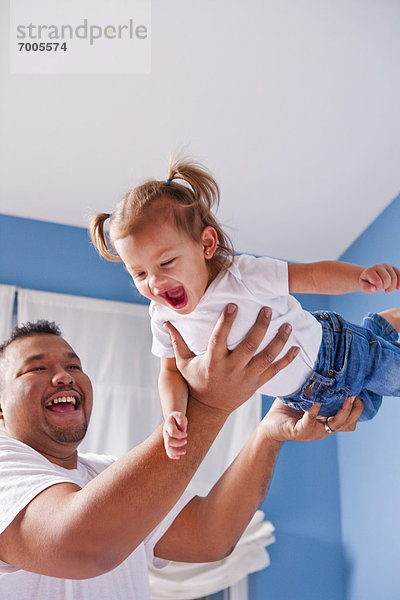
[44,394,81,414]
[160,286,188,310]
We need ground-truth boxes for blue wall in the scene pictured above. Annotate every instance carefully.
[3,202,398,600]
[0,213,146,304]
[256,194,400,600]
[251,292,346,600]
[331,195,400,600]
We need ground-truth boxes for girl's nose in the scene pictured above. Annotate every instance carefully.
[149,273,168,295]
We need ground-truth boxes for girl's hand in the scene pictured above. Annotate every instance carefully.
[163,411,188,460]
[360,264,400,293]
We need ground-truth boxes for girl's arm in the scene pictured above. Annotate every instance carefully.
[159,357,189,418]
[288,261,400,295]
[159,357,189,459]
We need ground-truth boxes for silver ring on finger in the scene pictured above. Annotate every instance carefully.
[323,417,335,434]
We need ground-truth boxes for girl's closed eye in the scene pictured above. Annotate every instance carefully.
[132,271,146,280]
[161,258,176,267]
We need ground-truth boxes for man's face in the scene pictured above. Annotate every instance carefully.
[0,334,92,467]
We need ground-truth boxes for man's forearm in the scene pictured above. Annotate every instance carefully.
[66,396,229,566]
[155,423,282,562]
[155,397,366,562]
[0,396,228,579]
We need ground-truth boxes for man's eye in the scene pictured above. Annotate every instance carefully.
[30,366,45,372]
[69,365,82,370]
[133,272,145,280]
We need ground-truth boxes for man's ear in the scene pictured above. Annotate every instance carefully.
[201,226,218,260]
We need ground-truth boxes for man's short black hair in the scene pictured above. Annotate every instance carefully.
[0,320,62,357]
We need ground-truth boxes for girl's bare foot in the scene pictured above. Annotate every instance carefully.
[378,308,400,332]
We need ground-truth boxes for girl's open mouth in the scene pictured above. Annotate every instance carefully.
[160,286,188,310]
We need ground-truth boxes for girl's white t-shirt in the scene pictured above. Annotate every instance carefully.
[150,254,322,397]
[0,435,193,600]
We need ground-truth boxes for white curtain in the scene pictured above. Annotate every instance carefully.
[190,393,261,493]
[17,287,273,598]
[0,285,16,344]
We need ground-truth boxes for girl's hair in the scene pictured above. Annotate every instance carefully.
[90,157,234,274]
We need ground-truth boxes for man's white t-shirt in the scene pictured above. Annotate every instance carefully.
[150,254,322,398]
[0,436,193,600]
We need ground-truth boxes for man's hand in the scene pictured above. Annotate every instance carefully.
[164,304,299,415]
[360,264,400,293]
[262,396,364,443]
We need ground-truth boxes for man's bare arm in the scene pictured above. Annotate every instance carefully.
[0,305,296,579]
[155,396,364,562]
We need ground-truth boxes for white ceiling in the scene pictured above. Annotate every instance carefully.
[1,0,399,262]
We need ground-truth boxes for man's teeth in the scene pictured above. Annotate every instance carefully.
[46,396,77,407]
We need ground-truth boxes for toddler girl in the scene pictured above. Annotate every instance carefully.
[91,158,400,459]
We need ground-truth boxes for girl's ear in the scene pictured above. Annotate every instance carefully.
[201,226,218,260]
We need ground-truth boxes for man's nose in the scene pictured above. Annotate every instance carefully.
[52,368,75,386]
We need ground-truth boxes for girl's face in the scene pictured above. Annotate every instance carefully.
[114,219,218,314]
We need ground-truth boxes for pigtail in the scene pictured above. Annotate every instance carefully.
[166,157,220,220]
[89,213,121,262]
[165,156,234,270]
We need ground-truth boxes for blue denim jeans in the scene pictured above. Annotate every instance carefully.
[280,311,400,421]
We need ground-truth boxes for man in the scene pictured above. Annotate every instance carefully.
[0,305,362,598]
